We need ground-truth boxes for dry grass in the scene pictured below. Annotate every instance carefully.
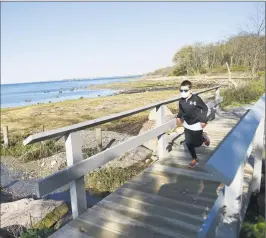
[1,90,181,135]
[88,78,220,91]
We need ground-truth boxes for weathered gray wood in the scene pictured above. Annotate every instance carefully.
[145,164,219,182]
[49,224,93,238]
[82,205,193,238]
[3,126,9,147]
[64,132,87,218]
[115,187,208,216]
[251,118,264,193]
[156,105,167,159]
[23,86,220,145]
[37,119,176,197]
[95,128,102,152]
[204,93,265,186]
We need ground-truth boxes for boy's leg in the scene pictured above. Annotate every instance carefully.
[184,129,199,168]
[187,143,199,168]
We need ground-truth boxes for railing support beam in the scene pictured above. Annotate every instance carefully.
[156,105,167,159]
[251,118,265,193]
[64,132,87,218]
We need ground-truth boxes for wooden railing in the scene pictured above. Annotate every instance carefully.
[23,86,221,219]
[198,93,265,238]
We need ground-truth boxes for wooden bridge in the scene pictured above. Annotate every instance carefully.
[24,86,265,238]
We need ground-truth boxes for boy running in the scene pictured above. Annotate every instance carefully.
[176,80,210,168]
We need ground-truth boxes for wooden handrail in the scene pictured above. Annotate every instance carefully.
[23,85,221,219]
[23,86,220,145]
[204,93,265,186]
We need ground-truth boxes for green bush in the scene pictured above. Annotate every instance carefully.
[241,216,266,238]
[0,133,64,162]
[20,228,54,238]
[172,67,187,76]
[258,71,265,77]
[208,66,228,74]
[221,79,264,107]
[199,68,207,74]
[230,65,249,72]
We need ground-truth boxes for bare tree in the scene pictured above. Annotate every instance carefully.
[240,4,265,77]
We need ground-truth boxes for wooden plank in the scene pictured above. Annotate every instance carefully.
[145,164,219,182]
[23,86,220,145]
[37,119,176,197]
[102,192,205,224]
[120,172,219,207]
[80,205,192,238]
[94,199,201,234]
[68,217,129,238]
[156,105,166,159]
[114,187,208,215]
[49,223,93,238]
[204,94,265,186]
[64,132,87,218]
[131,168,220,189]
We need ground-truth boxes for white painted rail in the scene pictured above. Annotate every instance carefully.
[199,93,265,238]
[23,86,220,219]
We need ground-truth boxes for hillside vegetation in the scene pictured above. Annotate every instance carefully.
[147,8,265,79]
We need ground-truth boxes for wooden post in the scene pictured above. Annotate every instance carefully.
[215,87,220,115]
[219,143,252,237]
[96,128,102,152]
[3,126,9,147]
[156,105,166,159]
[42,125,45,132]
[251,118,264,193]
[64,132,87,218]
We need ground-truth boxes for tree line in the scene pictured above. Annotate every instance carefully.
[172,7,265,78]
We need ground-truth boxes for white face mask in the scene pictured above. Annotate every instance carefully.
[180,87,190,98]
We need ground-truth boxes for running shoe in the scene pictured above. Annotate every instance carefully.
[203,132,210,146]
[189,159,199,168]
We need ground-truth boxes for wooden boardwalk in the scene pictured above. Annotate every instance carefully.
[50,110,253,238]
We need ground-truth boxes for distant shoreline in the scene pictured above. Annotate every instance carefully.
[1,74,143,86]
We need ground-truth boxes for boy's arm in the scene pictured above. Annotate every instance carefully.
[176,101,184,127]
[196,96,208,124]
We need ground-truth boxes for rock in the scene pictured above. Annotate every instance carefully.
[54,213,72,230]
[51,160,56,166]
[148,105,174,121]
[0,225,26,238]
[145,159,152,164]
[0,198,68,230]
[0,228,16,238]
[41,162,45,167]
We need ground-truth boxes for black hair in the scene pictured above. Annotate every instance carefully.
[180,80,192,89]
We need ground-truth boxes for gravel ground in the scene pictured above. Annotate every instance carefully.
[0,130,152,204]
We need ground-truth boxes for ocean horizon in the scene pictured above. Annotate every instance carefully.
[1,75,141,108]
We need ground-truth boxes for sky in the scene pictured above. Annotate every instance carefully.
[1,2,264,84]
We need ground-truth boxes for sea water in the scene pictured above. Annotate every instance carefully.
[1,76,140,108]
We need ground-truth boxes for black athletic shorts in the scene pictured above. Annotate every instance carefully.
[184,128,204,147]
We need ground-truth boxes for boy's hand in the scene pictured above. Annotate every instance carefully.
[176,118,183,127]
[201,123,207,128]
